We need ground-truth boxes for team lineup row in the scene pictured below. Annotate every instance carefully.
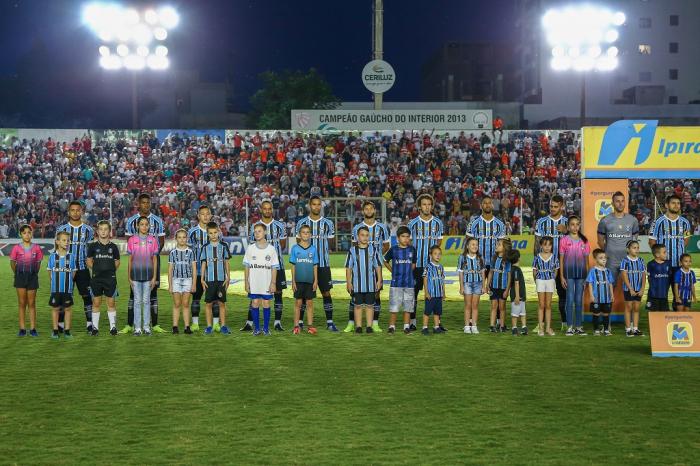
[9,191,694,338]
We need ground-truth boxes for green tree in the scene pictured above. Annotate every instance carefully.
[247,68,339,129]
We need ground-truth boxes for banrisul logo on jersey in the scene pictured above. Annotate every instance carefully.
[583,120,700,179]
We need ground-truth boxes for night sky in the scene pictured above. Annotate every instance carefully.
[0,0,515,111]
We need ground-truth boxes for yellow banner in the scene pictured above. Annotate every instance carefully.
[442,234,533,255]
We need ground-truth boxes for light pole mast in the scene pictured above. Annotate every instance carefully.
[372,0,383,110]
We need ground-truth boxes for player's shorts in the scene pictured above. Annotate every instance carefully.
[424,297,443,316]
[463,281,482,295]
[536,279,556,293]
[353,292,376,306]
[276,267,288,291]
[171,277,193,294]
[511,301,526,317]
[294,282,316,300]
[589,302,612,313]
[623,290,642,302]
[646,297,669,311]
[317,267,333,293]
[14,272,39,290]
[205,281,227,303]
[249,293,273,301]
[490,288,507,301]
[74,269,92,296]
[414,267,425,291]
[91,276,118,298]
[49,292,74,308]
[389,287,414,313]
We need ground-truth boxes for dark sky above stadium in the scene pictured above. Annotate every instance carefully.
[0,0,514,110]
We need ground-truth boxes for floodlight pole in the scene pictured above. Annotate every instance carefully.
[580,72,586,127]
[131,72,139,129]
[372,0,383,110]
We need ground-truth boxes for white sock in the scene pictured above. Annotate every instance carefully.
[403,323,409,329]
[298,320,303,324]
[373,320,379,325]
[92,312,100,330]
[213,317,220,325]
[58,322,65,330]
[192,316,199,324]
[108,310,116,328]
[389,325,395,329]
[348,320,355,325]
[326,319,333,324]
[247,320,254,325]
[274,320,281,325]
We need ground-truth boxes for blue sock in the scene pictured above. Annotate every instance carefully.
[263,308,271,331]
[252,308,260,331]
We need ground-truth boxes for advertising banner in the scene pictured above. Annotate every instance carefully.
[291,109,492,131]
[649,312,700,357]
[155,129,226,143]
[442,235,533,255]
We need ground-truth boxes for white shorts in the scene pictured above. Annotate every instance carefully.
[389,287,414,313]
[172,277,193,294]
[511,301,526,317]
[536,279,556,293]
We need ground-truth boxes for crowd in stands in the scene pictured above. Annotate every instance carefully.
[1,129,700,242]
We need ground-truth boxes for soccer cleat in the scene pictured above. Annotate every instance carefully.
[594,329,601,336]
[327,322,339,332]
[240,322,253,332]
[204,326,213,335]
[63,331,73,340]
[471,326,480,334]
[152,325,165,334]
[190,323,200,331]
[308,326,317,335]
[110,327,118,336]
[366,326,374,334]
[118,325,133,335]
[388,327,396,334]
[439,324,448,332]
[633,329,644,337]
[512,327,519,336]
[17,329,27,337]
[86,325,93,335]
[575,328,588,336]
[463,325,472,334]
[520,326,528,336]
[263,329,272,336]
[566,328,575,336]
[91,328,99,336]
[293,326,301,335]
[213,323,221,333]
[421,328,430,336]
[253,329,262,336]
[403,328,412,335]
[355,327,363,334]
[184,327,193,335]
[371,323,383,333]
[172,327,180,335]
[220,325,231,335]
[144,329,152,336]
[603,329,612,336]
[489,326,497,333]
[433,327,445,334]
[274,322,284,332]
[409,323,417,331]
[626,329,634,338]
[343,322,355,333]
[29,329,39,338]
[51,331,60,340]
[500,326,507,333]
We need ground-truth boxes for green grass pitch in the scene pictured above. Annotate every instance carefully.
[1,253,699,465]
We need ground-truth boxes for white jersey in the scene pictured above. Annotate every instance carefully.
[243,243,280,295]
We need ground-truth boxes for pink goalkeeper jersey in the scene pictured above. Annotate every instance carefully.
[127,235,159,281]
[559,235,590,280]
[10,243,44,274]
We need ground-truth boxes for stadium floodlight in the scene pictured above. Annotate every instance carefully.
[542,4,625,126]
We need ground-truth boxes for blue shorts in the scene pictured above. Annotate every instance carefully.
[424,297,443,316]
[249,293,273,300]
[463,281,482,295]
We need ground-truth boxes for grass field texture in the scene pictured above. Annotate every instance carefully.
[1,254,699,465]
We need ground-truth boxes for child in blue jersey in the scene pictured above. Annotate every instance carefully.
[586,249,615,336]
[673,254,696,312]
[47,231,76,340]
[646,244,672,312]
[422,245,446,336]
[486,238,512,333]
[384,226,416,334]
[290,225,319,335]
[201,222,231,335]
[168,229,197,335]
[345,226,383,334]
[620,240,646,337]
[533,237,559,336]
[458,237,484,334]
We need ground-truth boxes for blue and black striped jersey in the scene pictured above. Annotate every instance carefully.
[56,223,94,270]
[535,215,568,260]
[466,215,506,267]
[650,215,691,267]
[423,262,446,298]
[187,224,209,274]
[169,248,196,280]
[532,254,560,281]
[384,245,416,288]
[490,256,512,290]
[351,221,391,249]
[249,219,287,263]
[47,252,76,294]
[407,216,444,268]
[126,213,166,240]
[295,217,335,268]
[674,269,696,301]
[345,245,383,293]
[200,242,231,282]
[457,254,484,284]
[620,256,646,292]
[586,267,615,304]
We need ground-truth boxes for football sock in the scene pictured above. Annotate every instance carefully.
[263,308,271,331]
[91,312,100,330]
[251,308,260,332]
[108,310,116,328]
[299,303,306,322]
[191,300,200,318]
[323,296,333,321]
[592,314,599,330]
[274,293,283,321]
[603,315,610,330]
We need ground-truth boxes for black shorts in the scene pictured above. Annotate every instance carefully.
[74,269,92,296]
[317,267,333,293]
[623,290,642,302]
[14,272,39,290]
[590,302,611,314]
[294,282,316,300]
[414,267,425,291]
[91,276,118,298]
[276,267,288,291]
[353,292,376,306]
[205,281,227,303]
[490,288,507,301]
[49,292,74,308]
[646,297,669,311]
[424,297,443,316]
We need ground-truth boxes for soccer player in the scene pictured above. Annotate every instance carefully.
[533,237,559,336]
[597,191,639,284]
[48,231,77,340]
[646,244,672,312]
[534,195,568,331]
[649,194,691,310]
[200,222,232,335]
[127,217,159,336]
[620,240,646,337]
[586,250,615,336]
[422,245,446,336]
[407,194,444,331]
[384,226,416,334]
[10,224,43,337]
[509,250,527,336]
[244,223,280,336]
[121,193,166,334]
[345,226,383,334]
[169,229,197,334]
[243,200,288,332]
[188,205,220,331]
[559,215,590,336]
[295,196,339,332]
[345,200,390,333]
[86,221,120,336]
[486,238,512,333]
[673,254,696,312]
[458,237,484,334]
[57,201,94,333]
[289,224,319,335]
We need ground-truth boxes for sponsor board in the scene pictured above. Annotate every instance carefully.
[291,109,492,131]
[649,312,700,357]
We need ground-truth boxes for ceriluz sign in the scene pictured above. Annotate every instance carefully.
[362,60,395,94]
[291,109,493,131]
